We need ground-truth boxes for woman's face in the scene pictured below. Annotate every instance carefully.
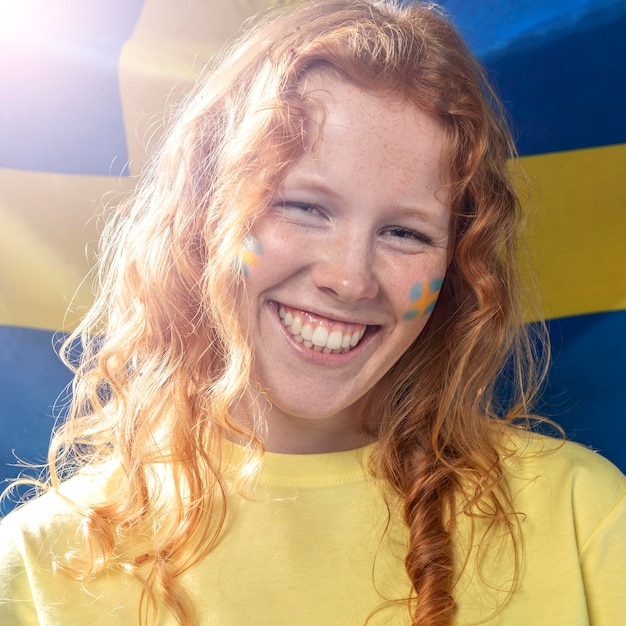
[239,74,451,453]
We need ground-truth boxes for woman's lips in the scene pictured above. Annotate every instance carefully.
[277,303,367,354]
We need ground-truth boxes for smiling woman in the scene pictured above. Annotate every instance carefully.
[0,1,624,625]
[241,73,451,453]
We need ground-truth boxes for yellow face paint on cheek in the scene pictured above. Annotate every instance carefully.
[239,235,264,276]
[402,277,444,321]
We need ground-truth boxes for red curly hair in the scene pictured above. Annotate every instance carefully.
[46,2,548,624]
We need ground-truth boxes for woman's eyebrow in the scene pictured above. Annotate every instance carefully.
[279,178,449,230]
[281,177,446,212]
[277,176,342,201]
[390,205,450,227]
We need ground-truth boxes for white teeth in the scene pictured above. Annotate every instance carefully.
[311,326,329,347]
[350,330,363,347]
[291,315,302,335]
[327,330,343,350]
[278,306,368,354]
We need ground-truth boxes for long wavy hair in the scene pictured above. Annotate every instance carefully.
[43,1,549,624]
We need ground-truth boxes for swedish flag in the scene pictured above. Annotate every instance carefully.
[443,0,626,469]
[1,0,624,503]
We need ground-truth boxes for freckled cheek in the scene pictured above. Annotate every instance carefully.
[239,232,306,297]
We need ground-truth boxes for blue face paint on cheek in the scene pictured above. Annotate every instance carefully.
[402,277,444,321]
[239,235,264,276]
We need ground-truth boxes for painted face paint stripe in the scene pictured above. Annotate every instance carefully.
[402,277,444,321]
[240,235,264,276]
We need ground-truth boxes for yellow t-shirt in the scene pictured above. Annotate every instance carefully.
[1,433,625,625]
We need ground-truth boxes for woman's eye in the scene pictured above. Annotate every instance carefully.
[274,200,328,223]
[384,227,432,245]
[278,201,320,214]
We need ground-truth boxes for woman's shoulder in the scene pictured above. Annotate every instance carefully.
[0,462,120,547]
[502,428,625,483]
[0,464,149,625]
[500,428,626,542]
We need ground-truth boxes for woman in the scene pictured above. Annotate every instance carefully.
[1,1,624,624]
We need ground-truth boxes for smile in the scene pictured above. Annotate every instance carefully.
[278,304,367,354]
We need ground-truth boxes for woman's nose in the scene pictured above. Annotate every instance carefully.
[310,234,379,302]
